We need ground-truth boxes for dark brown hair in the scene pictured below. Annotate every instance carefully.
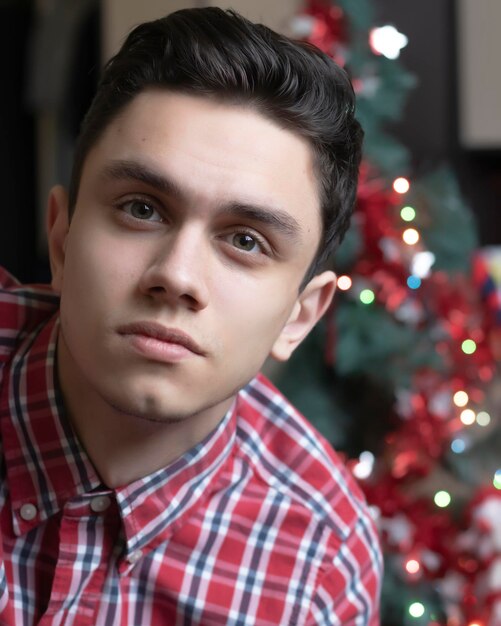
[68,7,363,280]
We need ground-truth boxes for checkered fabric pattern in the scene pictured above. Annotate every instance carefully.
[0,267,382,625]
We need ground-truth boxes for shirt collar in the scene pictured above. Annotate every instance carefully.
[0,313,238,560]
[116,401,236,564]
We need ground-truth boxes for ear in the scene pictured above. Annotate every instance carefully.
[270,270,337,362]
[46,185,70,294]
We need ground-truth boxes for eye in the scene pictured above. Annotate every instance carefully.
[231,233,260,252]
[121,199,163,222]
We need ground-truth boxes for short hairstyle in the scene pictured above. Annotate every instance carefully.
[68,7,363,281]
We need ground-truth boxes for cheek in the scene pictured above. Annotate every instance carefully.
[215,275,296,337]
[63,228,141,297]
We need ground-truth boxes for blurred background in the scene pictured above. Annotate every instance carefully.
[1,0,500,281]
[1,1,501,624]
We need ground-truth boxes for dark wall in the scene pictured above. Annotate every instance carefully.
[374,0,456,166]
[0,0,100,283]
[374,0,501,245]
[0,1,37,283]
[455,152,501,247]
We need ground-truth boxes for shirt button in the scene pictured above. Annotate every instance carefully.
[20,503,38,521]
[128,549,142,565]
[90,495,111,513]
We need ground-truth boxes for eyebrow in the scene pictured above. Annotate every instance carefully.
[102,159,185,199]
[101,159,302,240]
[218,204,301,240]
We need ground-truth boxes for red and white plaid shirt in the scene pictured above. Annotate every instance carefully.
[0,267,381,625]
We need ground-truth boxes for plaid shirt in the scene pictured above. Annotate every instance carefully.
[0,267,382,625]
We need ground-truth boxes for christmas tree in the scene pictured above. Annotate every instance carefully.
[278,2,501,624]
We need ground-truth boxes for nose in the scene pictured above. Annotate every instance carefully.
[138,226,210,311]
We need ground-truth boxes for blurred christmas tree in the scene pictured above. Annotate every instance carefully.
[278,1,501,624]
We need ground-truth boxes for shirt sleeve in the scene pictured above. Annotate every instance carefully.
[0,267,22,364]
[0,266,21,290]
[0,266,58,365]
[307,516,383,625]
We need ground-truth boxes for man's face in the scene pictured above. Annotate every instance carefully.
[48,91,334,426]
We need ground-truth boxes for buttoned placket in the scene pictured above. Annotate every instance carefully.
[37,490,121,626]
[3,309,241,621]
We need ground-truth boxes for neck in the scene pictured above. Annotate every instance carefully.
[56,336,232,488]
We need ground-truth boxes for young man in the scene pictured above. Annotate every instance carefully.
[0,7,381,625]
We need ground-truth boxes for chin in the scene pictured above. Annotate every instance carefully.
[104,389,188,424]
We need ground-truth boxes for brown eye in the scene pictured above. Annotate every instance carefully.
[232,233,258,252]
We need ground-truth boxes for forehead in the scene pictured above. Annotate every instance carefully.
[83,90,323,238]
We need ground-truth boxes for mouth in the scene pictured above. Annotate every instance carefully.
[117,321,205,359]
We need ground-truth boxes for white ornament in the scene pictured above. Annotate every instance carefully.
[380,514,414,550]
[474,496,501,550]
[487,557,501,591]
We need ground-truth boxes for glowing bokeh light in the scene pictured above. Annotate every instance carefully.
[434,490,451,508]
[360,289,375,305]
[462,339,477,355]
[405,559,420,575]
[337,275,352,291]
[403,228,420,245]
[407,275,421,290]
[400,206,416,222]
[460,409,476,426]
[453,391,469,407]
[369,25,408,60]
[411,251,435,278]
[352,451,375,480]
[476,411,491,427]
[451,439,466,454]
[409,602,425,618]
[494,470,501,490]
[393,177,410,194]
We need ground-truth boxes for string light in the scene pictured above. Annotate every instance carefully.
[408,602,425,618]
[407,275,421,289]
[400,206,416,222]
[434,491,451,508]
[360,289,375,304]
[451,438,466,454]
[393,177,410,194]
[337,275,352,291]
[453,391,469,407]
[476,411,491,427]
[462,339,477,355]
[369,25,408,60]
[352,451,375,480]
[403,228,420,245]
[494,470,501,490]
[460,409,476,426]
[405,559,420,575]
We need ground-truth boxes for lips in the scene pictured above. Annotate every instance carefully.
[117,321,205,356]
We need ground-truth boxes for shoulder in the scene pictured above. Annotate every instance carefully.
[0,267,59,366]
[236,373,372,542]
[235,374,383,622]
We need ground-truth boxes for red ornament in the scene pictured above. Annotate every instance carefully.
[301,0,347,62]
